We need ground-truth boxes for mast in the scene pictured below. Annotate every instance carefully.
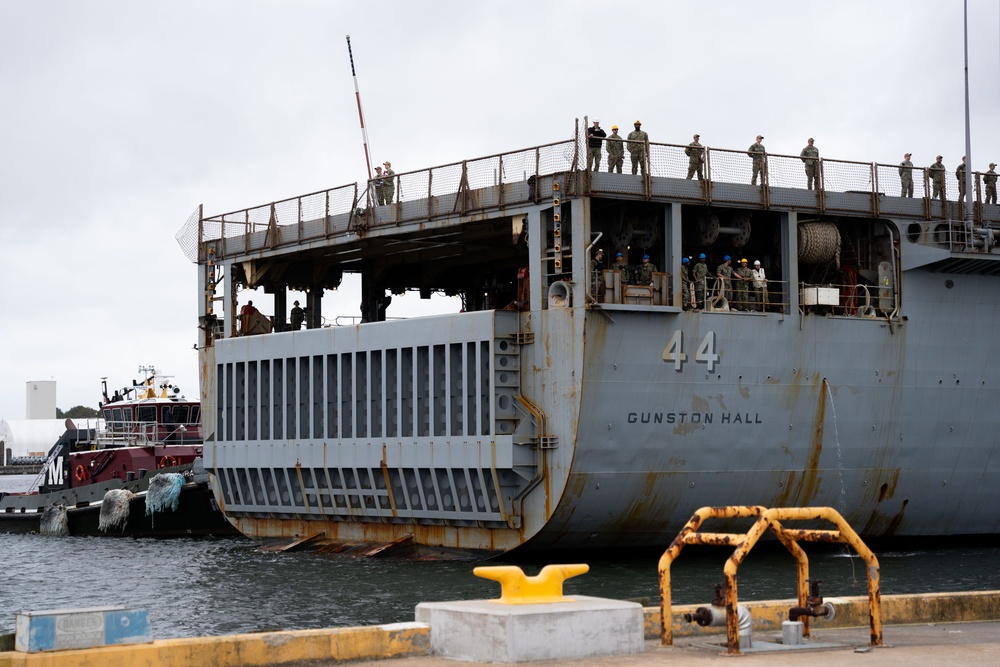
[346,35,373,181]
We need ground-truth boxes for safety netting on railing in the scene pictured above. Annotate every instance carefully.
[704,147,755,186]
[875,163,928,200]
[367,140,580,226]
[175,207,202,263]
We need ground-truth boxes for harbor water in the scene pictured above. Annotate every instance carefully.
[2,474,999,639]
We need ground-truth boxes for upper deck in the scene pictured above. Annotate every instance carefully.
[178,123,1000,339]
[178,126,1000,266]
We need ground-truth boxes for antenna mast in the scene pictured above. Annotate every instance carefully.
[346,35,373,181]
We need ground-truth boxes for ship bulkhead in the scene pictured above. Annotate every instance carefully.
[184,130,1000,552]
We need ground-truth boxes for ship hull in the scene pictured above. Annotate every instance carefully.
[202,267,1000,550]
[529,273,1000,548]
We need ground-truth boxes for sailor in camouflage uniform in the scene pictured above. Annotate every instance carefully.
[956,156,967,201]
[692,253,708,309]
[716,255,734,304]
[587,120,606,172]
[734,258,752,311]
[606,126,624,173]
[685,134,704,180]
[373,165,385,205]
[748,135,766,185]
[799,138,819,190]
[680,257,693,308]
[613,252,631,285]
[635,254,657,285]
[929,156,947,203]
[627,121,648,176]
[899,153,914,198]
[985,163,998,205]
[382,162,395,204]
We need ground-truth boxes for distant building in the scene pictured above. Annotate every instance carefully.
[26,381,56,420]
[0,419,69,465]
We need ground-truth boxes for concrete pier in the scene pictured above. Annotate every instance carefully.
[0,591,998,667]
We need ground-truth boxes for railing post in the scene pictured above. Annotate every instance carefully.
[197,204,204,263]
[297,197,303,243]
[324,189,330,237]
[498,153,505,206]
[975,172,983,224]
[871,162,880,218]
[534,148,541,204]
[817,160,826,212]
[923,168,931,220]
[704,148,713,205]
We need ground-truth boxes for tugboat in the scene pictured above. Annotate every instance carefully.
[0,368,237,537]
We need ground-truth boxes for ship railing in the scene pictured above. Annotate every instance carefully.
[592,138,999,224]
[917,216,1000,252]
[703,275,788,313]
[178,139,581,263]
[177,183,362,263]
[359,140,579,224]
[93,420,201,447]
[176,131,1000,264]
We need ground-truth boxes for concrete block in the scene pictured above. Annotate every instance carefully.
[415,595,643,663]
[15,606,151,652]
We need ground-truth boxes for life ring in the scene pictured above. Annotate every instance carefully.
[159,455,178,469]
[75,464,88,482]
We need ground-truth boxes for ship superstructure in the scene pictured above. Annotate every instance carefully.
[177,122,1000,552]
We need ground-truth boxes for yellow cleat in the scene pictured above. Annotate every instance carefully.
[473,564,589,605]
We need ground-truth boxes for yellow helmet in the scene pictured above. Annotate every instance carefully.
[634,120,642,125]
[740,258,748,263]
[611,125,618,130]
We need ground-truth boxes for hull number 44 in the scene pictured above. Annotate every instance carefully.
[662,331,719,372]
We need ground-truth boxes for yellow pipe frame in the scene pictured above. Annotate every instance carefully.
[658,506,882,655]
[473,564,589,605]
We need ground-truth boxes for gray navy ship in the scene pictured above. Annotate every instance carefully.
[176,121,1000,554]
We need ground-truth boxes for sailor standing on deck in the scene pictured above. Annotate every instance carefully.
[627,121,648,175]
[800,138,819,190]
[290,301,305,330]
[693,253,708,309]
[591,249,605,296]
[373,165,385,205]
[606,126,624,173]
[751,260,767,312]
[635,254,657,286]
[587,120,606,172]
[613,251,631,285]
[716,255,734,304]
[685,134,704,180]
[748,135,766,186]
[929,156,947,203]
[680,257,694,309]
[382,162,395,204]
[956,156,967,201]
[734,258,752,311]
[899,153,914,198]
[985,163,998,205]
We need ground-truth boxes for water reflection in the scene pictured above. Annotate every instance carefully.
[2,474,999,639]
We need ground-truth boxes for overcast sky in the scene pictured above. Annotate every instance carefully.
[1,1,998,419]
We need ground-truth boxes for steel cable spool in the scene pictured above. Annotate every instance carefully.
[798,223,841,267]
